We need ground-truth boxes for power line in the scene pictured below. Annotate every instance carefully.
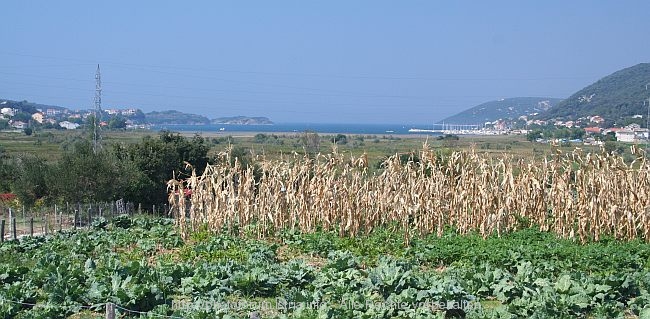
[0,50,599,81]
[0,69,464,101]
[646,83,649,158]
[0,77,571,108]
[0,51,581,122]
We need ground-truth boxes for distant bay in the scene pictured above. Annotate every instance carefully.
[151,123,438,135]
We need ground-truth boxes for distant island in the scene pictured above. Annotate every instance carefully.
[211,116,273,125]
[0,99,274,130]
[146,112,273,125]
[145,110,210,125]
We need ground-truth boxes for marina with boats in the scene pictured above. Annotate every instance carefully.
[408,123,508,135]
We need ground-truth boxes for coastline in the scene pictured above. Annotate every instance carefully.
[147,124,513,140]
[174,130,437,139]
[152,123,438,139]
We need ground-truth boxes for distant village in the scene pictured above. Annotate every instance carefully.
[0,100,146,131]
[420,112,649,145]
[487,113,649,145]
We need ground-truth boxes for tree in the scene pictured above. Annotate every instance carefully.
[48,139,143,204]
[216,146,253,169]
[437,134,460,148]
[569,128,585,140]
[0,152,14,193]
[116,131,209,207]
[254,133,268,143]
[331,134,348,145]
[13,100,39,114]
[602,132,617,142]
[301,131,320,155]
[526,129,543,141]
[603,141,618,154]
[13,155,52,207]
[108,116,127,129]
[42,122,63,130]
[23,127,33,136]
[11,112,31,123]
[68,117,83,124]
[130,109,146,123]
[553,128,571,139]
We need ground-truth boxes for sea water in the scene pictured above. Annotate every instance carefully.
[151,123,438,135]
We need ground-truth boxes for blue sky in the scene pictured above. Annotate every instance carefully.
[1,1,648,124]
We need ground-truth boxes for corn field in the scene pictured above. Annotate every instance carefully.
[168,144,650,243]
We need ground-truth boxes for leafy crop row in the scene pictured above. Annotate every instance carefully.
[1,216,649,318]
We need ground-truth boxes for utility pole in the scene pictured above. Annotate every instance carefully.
[646,83,649,157]
[93,64,102,154]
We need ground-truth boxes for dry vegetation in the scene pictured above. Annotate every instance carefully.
[168,144,650,244]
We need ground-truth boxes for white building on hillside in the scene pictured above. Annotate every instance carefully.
[615,128,649,143]
[31,112,44,124]
[10,121,26,129]
[59,121,80,130]
[46,109,62,116]
[1,107,16,117]
[616,130,636,142]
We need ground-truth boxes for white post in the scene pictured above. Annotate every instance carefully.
[105,302,115,319]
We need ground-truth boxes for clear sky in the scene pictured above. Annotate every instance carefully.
[1,1,648,124]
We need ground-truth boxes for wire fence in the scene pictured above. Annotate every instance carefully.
[0,201,186,318]
[0,199,158,241]
[0,201,216,318]
[0,297,264,318]
[0,296,185,319]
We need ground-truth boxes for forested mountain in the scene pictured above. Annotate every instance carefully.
[440,97,563,124]
[540,63,650,121]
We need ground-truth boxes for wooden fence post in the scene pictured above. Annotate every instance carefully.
[12,217,16,240]
[105,302,115,319]
[29,217,34,237]
[1,219,5,242]
[77,202,81,227]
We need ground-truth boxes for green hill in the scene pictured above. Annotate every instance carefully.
[440,97,563,124]
[541,63,650,122]
[144,110,210,125]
